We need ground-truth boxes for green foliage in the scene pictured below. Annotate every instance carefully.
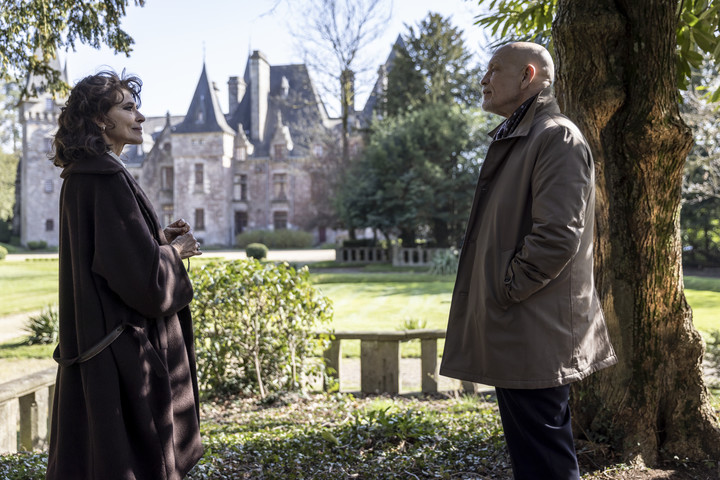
[429,248,459,276]
[681,83,720,267]
[0,245,6,260]
[26,240,47,250]
[398,317,427,330]
[186,394,509,480]
[382,13,484,116]
[235,229,314,249]
[0,151,19,221]
[0,452,47,480]
[245,243,268,260]
[340,14,495,248]
[475,1,555,50]
[476,0,720,99]
[0,0,145,98]
[190,259,333,399]
[338,103,488,247]
[24,305,58,345]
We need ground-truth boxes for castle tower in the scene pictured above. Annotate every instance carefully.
[18,57,67,247]
[172,63,236,245]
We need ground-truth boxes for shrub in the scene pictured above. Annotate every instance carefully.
[245,242,268,260]
[0,219,11,243]
[429,248,459,276]
[0,245,7,260]
[190,259,333,399]
[25,305,59,345]
[26,240,48,250]
[235,229,313,249]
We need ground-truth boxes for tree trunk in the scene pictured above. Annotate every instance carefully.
[553,0,720,465]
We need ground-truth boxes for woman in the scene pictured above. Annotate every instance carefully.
[47,71,204,480]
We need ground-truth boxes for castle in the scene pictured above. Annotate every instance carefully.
[19,46,393,247]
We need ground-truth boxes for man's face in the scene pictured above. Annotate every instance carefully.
[481,47,526,118]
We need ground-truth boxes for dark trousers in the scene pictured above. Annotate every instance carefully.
[495,385,580,480]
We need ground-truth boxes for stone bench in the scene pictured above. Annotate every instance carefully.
[320,329,447,394]
[0,367,56,454]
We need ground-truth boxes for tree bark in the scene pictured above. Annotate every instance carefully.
[553,0,720,465]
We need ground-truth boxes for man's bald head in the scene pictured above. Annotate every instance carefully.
[481,42,555,117]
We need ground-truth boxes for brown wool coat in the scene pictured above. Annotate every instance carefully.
[439,88,617,389]
[46,153,203,480]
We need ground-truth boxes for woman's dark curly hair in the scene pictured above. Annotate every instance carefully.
[51,70,142,167]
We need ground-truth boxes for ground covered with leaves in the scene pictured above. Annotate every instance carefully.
[1,392,718,479]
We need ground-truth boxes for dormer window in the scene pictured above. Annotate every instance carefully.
[274,144,285,161]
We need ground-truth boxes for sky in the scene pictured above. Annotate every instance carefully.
[62,0,492,118]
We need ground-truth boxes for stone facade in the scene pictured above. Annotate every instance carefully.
[19,90,63,248]
[19,50,351,247]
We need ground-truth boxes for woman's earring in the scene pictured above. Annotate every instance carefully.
[101,125,106,132]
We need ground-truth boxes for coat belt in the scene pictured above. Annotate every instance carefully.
[53,323,168,377]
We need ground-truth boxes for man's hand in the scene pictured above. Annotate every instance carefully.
[164,218,191,244]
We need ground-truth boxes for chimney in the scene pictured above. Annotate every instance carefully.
[249,50,270,142]
[228,76,246,111]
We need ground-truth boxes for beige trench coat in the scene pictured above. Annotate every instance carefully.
[439,88,617,389]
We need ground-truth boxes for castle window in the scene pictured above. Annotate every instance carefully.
[194,163,204,186]
[162,204,174,226]
[234,211,248,235]
[236,146,246,161]
[313,144,324,157]
[43,179,53,193]
[273,211,288,230]
[45,98,53,110]
[161,167,174,191]
[45,219,54,231]
[195,208,205,231]
[233,174,248,201]
[273,144,285,160]
[273,173,287,200]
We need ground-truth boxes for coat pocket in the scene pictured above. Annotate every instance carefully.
[495,249,515,309]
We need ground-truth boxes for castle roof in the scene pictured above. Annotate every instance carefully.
[228,62,328,157]
[174,63,235,135]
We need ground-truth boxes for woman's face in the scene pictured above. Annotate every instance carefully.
[101,88,145,155]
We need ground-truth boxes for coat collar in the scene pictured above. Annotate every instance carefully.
[487,86,560,140]
[60,152,124,179]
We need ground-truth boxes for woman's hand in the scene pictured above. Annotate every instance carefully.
[171,232,202,259]
[164,218,190,244]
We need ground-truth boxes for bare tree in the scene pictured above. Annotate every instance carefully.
[290,0,392,163]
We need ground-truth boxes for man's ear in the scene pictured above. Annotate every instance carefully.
[520,64,536,89]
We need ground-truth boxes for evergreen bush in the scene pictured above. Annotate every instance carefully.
[245,243,268,260]
[235,229,313,249]
[0,245,7,260]
[190,259,333,398]
[26,240,47,250]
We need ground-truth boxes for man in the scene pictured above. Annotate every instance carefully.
[439,42,617,480]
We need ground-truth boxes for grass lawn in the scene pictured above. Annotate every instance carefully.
[1,257,718,337]
[0,258,58,317]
